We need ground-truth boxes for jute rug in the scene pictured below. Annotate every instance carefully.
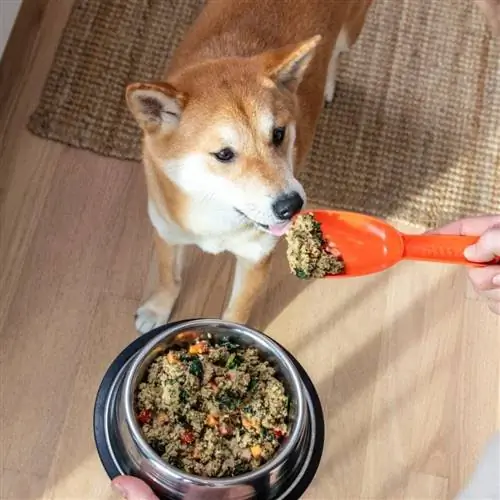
[28,0,500,228]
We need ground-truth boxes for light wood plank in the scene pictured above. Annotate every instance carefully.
[1,468,47,500]
[0,149,138,477]
[41,294,139,500]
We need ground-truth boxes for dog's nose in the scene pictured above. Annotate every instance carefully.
[272,191,304,220]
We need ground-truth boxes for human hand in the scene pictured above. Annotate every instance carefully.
[111,475,254,499]
[112,476,159,500]
[431,215,500,314]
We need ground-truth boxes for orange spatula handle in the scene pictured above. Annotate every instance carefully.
[401,234,500,266]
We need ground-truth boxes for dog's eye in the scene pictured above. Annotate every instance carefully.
[213,148,236,163]
[272,127,286,146]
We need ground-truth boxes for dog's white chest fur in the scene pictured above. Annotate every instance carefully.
[148,199,278,263]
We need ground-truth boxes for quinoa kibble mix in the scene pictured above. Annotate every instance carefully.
[285,212,345,279]
[135,335,289,478]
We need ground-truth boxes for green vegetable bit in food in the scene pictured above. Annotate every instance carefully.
[180,389,188,403]
[189,358,203,377]
[248,378,258,391]
[294,268,308,280]
[233,464,248,476]
[242,404,253,414]
[225,353,242,369]
[219,337,239,352]
[218,391,240,411]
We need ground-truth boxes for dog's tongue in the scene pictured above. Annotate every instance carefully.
[268,222,291,237]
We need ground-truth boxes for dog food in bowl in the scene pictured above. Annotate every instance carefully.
[286,212,345,279]
[135,335,289,478]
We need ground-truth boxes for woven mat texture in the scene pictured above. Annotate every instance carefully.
[28,0,500,228]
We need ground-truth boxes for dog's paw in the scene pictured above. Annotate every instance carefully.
[135,307,171,334]
[134,289,179,334]
[324,80,336,105]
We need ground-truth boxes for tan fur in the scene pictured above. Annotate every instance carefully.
[127,0,373,333]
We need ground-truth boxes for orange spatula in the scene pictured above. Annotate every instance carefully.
[304,210,500,278]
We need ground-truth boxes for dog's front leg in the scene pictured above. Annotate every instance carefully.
[222,254,272,325]
[135,233,184,334]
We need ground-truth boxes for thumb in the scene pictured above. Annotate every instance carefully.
[464,227,500,262]
[112,476,159,500]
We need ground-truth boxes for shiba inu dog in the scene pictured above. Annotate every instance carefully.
[125,0,373,333]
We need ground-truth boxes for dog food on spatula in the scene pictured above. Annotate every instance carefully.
[285,213,345,279]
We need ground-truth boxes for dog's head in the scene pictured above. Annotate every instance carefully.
[126,35,321,236]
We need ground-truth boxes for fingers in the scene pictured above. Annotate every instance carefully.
[464,227,500,263]
[428,215,500,236]
[433,215,500,315]
[488,300,500,315]
[112,476,159,500]
[468,266,500,291]
[111,477,255,500]
[468,266,500,315]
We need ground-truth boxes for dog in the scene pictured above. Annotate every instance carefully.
[126,0,373,333]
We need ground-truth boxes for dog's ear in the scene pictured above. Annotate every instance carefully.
[125,82,188,134]
[257,35,322,92]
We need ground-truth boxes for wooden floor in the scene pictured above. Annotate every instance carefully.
[0,1,499,499]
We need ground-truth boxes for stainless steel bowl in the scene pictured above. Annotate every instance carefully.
[94,319,324,499]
